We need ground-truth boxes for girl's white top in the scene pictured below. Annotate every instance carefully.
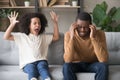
[12,33,53,69]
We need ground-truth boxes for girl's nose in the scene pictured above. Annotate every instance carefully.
[36,23,40,27]
[37,23,40,26]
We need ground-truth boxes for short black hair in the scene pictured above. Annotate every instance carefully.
[76,12,92,24]
[19,13,48,35]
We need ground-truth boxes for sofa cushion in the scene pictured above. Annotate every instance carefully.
[105,32,120,65]
[109,65,120,80]
[47,33,64,65]
[0,65,63,80]
[0,65,27,80]
[0,32,19,65]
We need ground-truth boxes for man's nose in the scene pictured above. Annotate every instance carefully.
[81,27,86,31]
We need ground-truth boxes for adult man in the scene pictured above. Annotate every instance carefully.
[63,12,109,80]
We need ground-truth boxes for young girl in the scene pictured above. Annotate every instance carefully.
[3,11,59,80]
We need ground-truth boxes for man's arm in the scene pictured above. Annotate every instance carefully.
[64,23,77,63]
[91,30,108,62]
[64,32,74,63]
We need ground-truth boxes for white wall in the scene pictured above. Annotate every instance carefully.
[15,0,78,33]
[44,0,120,33]
[42,8,78,33]
[16,0,120,33]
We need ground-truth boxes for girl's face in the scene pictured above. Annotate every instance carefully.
[29,17,41,36]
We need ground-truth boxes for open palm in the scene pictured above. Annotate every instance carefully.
[8,11,19,25]
[50,11,59,23]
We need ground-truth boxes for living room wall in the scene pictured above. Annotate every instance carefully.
[83,0,120,12]
[43,8,77,33]
[45,0,120,33]
[2,0,119,33]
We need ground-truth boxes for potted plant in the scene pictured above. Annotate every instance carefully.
[71,0,77,6]
[0,9,13,31]
[92,1,120,32]
[69,0,77,6]
[24,0,30,7]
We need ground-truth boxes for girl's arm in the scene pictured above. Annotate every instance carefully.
[3,11,19,41]
[50,11,59,41]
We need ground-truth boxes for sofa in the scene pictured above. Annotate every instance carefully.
[0,31,120,80]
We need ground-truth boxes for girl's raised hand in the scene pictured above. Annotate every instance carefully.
[50,11,59,23]
[8,11,19,25]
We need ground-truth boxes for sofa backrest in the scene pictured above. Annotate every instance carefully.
[0,31,120,65]
[105,32,120,65]
[0,32,64,65]
[0,32,19,65]
[47,33,64,65]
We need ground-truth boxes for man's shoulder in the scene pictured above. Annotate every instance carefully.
[96,30,106,38]
[97,30,105,34]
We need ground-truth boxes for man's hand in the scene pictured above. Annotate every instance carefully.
[69,22,77,39]
[89,25,96,38]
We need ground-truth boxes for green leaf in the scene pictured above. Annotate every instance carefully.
[99,15,112,26]
[112,7,120,21]
[115,24,120,32]
[92,1,120,32]
[92,4,106,26]
[100,1,108,12]
[108,7,117,17]
[0,9,13,18]
[105,26,112,32]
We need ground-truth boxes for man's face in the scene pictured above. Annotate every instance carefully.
[76,19,91,38]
